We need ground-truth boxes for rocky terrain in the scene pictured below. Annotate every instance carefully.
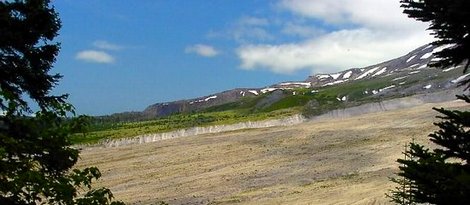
[77,100,469,204]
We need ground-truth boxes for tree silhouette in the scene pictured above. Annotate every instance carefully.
[0,0,123,204]
[389,0,470,204]
[401,0,470,74]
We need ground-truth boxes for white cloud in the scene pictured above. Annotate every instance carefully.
[185,44,219,57]
[236,0,433,74]
[93,40,123,51]
[75,50,115,64]
[238,29,430,74]
[281,22,325,37]
[234,16,273,42]
[278,0,419,31]
[207,16,274,43]
[233,27,274,43]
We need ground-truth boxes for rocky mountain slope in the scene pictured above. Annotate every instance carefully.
[89,88,462,148]
[104,43,468,121]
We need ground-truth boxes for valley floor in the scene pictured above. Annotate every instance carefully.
[77,100,469,205]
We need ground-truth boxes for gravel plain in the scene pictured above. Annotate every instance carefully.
[77,100,468,205]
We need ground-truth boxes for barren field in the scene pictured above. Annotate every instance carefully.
[77,100,469,205]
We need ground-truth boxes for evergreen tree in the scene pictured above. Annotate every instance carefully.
[389,0,470,204]
[401,0,470,74]
[0,0,123,204]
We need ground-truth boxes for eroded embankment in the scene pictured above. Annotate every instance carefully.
[312,88,465,120]
[98,114,306,148]
[87,88,464,148]
[77,100,470,204]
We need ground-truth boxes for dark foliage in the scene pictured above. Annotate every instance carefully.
[401,0,470,84]
[389,96,470,204]
[389,0,470,204]
[0,0,123,204]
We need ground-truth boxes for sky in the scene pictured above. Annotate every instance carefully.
[51,0,433,115]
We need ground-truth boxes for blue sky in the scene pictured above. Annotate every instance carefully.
[51,0,432,115]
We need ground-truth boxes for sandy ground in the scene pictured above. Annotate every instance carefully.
[77,100,469,205]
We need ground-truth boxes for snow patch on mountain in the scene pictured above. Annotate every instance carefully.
[451,73,470,84]
[336,96,347,101]
[316,74,330,79]
[261,88,277,94]
[322,79,347,87]
[378,85,396,92]
[343,71,352,79]
[356,66,380,80]
[204,96,217,102]
[330,73,341,80]
[279,82,311,87]
[417,64,427,69]
[392,76,407,81]
[372,67,387,77]
[433,44,454,53]
[420,52,433,59]
[422,44,433,50]
[443,66,459,72]
[406,55,416,63]
[249,90,259,95]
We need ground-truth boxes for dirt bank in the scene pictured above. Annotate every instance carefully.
[77,100,469,204]
[93,89,465,148]
[313,88,465,120]
[99,114,306,148]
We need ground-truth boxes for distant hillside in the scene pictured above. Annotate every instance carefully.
[74,43,469,144]
[99,43,467,122]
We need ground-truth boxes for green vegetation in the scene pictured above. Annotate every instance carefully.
[72,75,407,144]
[0,1,123,204]
[202,94,264,113]
[262,95,313,112]
[321,77,394,100]
[63,48,466,146]
[389,0,470,204]
[71,67,465,145]
[71,109,296,144]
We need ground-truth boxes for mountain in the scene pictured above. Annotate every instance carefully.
[102,44,468,121]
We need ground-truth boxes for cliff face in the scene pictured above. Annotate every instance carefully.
[97,114,306,148]
[312,88,465,120]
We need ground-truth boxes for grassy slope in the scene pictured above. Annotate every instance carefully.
[70,109,296,144]
[71,68,461,144]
